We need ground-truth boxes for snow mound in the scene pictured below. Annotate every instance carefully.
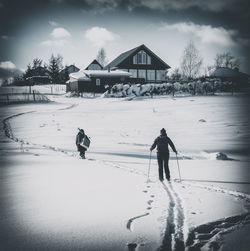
[186,213,250,251]
[101,79,236,98]
[216,152,234,161]
[201,152,235,161]
[199,119,206,123]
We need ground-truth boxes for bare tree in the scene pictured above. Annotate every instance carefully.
[171,68,181,81]
[180,40,203,79]
[96,48,108,67]
[203,65,215,77]
[214,52,240,69]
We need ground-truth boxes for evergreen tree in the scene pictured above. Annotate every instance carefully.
[48,54,63,84]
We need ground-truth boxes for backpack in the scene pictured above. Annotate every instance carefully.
[80,135,91,150]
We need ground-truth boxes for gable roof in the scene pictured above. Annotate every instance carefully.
[85,59,103,70]
[60,64,79,73]
[104,44,170,70]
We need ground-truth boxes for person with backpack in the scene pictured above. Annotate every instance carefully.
[150,128,177,181]
[76,128,86,159]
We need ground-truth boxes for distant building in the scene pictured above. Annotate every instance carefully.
[60,65,80,84]
[210,67,250,87]
[60,65,80,75]
[67,69,131,93]
[85,60,103,70]
[104,44,170,83]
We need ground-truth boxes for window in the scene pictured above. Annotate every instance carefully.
[147,55,151,65]
[133,55,137,64]
[138,52,142,64]
[133,50,151,65]
[156,70,166,81]
[142,52,146,64]
[147,70,155,81]
[138,69,146,79]
[129,69,137,78]
[96,78,100,85]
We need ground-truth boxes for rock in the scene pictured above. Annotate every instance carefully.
[216,152,230,160]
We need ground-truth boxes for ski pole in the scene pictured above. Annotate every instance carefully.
[176,152,182,182]
[147,151,152,182]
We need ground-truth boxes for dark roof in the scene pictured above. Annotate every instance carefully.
[85,59,103,70]
[60,65,80,73]
[210,67,250,78]
[104,44,170,70]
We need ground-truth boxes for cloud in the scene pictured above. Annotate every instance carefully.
[49,21,59,27]
[0,61,17,70]
[85,26,118,46]
[160,22,237,46]
[131,0,239,12]
[49,0,240,13]
[51,27,71,38]
[41,27,71,47]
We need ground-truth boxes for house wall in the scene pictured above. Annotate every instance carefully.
[116,52,167,82]
[69,77,131,93]
[86,64,102,70]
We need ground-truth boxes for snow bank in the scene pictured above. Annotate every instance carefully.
[102,79,236,98]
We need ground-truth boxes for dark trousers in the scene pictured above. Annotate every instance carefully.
[77,144,86,158]
[157,152,170,180]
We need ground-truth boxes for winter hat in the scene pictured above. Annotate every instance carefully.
[79,128,84,134]
[160,128,166,135]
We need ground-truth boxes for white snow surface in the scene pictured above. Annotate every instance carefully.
[0,94,250,251]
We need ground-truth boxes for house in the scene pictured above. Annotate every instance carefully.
[60,64,80,83]
[104,44,170,83]
[85,59,103,70]
[67,69,131,93]
[210,67,250,87]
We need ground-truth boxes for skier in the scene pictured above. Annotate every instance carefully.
[150,128,177,181]
[76,128,86,159]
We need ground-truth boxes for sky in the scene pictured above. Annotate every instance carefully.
[0,0,249,76]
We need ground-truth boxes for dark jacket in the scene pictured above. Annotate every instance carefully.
[76,131,85,145]
[151,134,177,154]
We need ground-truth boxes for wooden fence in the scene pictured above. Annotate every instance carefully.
[0,90,50,105]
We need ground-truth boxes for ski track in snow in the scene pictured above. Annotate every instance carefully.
[126,213,150,231]
[57,103,78,110]
[2,107,250,251]
[160,181,186,251]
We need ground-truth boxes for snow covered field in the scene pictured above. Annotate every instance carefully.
[0,94,250,251]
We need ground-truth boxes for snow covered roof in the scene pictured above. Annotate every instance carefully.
[69,69,131,82]
[210,67,249,78]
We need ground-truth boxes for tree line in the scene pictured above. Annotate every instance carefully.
[22,48,107,85]
[171,40,241,81]
[21,43,240,85]
[23,54,64,84]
